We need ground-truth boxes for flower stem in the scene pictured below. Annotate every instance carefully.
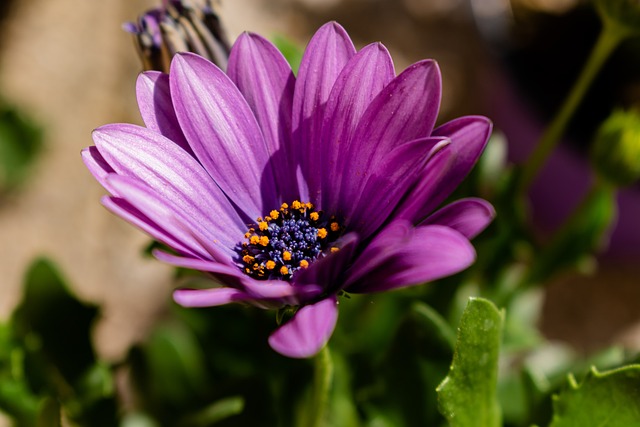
[518,24,626,194]
[309,346,333,427]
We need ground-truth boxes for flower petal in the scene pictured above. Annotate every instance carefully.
[292,232,359,294]
[292,21,356,201]
[82,146,116,194]
[93,123,246,251]
[393,145,456,223]
[136,71,194,156]
[228,32,298,201]
[346,137,449,239]
[320,42,395,212]
[423,198,495,239]
[344,223,475,293]
[268,296,338,358]
[170,52,277,218]
[102,195,199,258]
[106,174,217,258]
[154,249,320,307]
[338,60,442,210]
[174,287,247,307]
[428,116,493,206]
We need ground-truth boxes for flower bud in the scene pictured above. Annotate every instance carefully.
[595,0,640,36]
[591,109,640,186]
[124,0,230,73]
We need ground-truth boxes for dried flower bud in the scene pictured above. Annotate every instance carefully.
[595,0,640,36]
[591,109,640,186]
[124,0,231,73]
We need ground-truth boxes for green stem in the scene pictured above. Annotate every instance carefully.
[309,346,333,427]
[518,24,626,193]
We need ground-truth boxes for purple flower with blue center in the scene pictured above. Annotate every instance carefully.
[83,22,494,358]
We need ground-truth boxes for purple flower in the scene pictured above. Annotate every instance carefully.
[83,22,494,358]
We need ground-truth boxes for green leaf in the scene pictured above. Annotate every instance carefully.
[0,99,43,194]
[12,258,99,386]
[178,396,244,427]
[129,320,209,413]
[271,35,303,75]
[549,365,640,427]
[436,297,504,427]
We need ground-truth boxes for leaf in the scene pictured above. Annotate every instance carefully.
[0,99,43,194]
[271,35,303,75]
[436,297,504,427]
[178,396,244,427]
[12,258,99,386]
[128,320,209,417]
[548,365,640,427]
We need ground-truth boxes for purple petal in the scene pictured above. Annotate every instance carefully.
[393,145,457,224]
[320,42,395,212]
[136,71,194,156]
[423,198,495,239]
[268,296,339,358]
[428,116,493,207]
[292,232,359,294]
[228,32,298,202]
[106,175,218,258]
[345,137,449,239]
[292,21,356,202]
[102,195,200,258]
[154,249,319,306]
[82,147,116,194]
[170,52,277,218]
[174,287,247,307]
[93,124,245,252]
[344,223,475,293]
[338,60,442,210]
[153,249,241,276]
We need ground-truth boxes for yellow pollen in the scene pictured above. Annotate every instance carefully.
[330,247,340,253]
[281,203,288,209]
[252,263,260,270]
[330,222,340,232]
[250,235,260,245]
[283,251,292,261]
[305,202,313,209]
[244,232,251,238]
[291,200,302,210]
[299,260,309,268]
[258,221,268,231]
[317,228,328,239]
[270,210,279,219]
[280,266,289,275]
[266,260,276,270]
[310,212,319,221]
[242,255,254,264]
[259,236,269,246]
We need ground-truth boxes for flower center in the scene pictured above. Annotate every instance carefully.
[239,201,343,280]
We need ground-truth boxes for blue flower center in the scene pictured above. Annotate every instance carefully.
[239,201,343,280]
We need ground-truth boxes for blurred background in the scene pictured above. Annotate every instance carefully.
[0,0,639,384]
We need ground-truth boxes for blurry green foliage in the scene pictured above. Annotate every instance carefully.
[0,99,43,196]
[271,35,303,75]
